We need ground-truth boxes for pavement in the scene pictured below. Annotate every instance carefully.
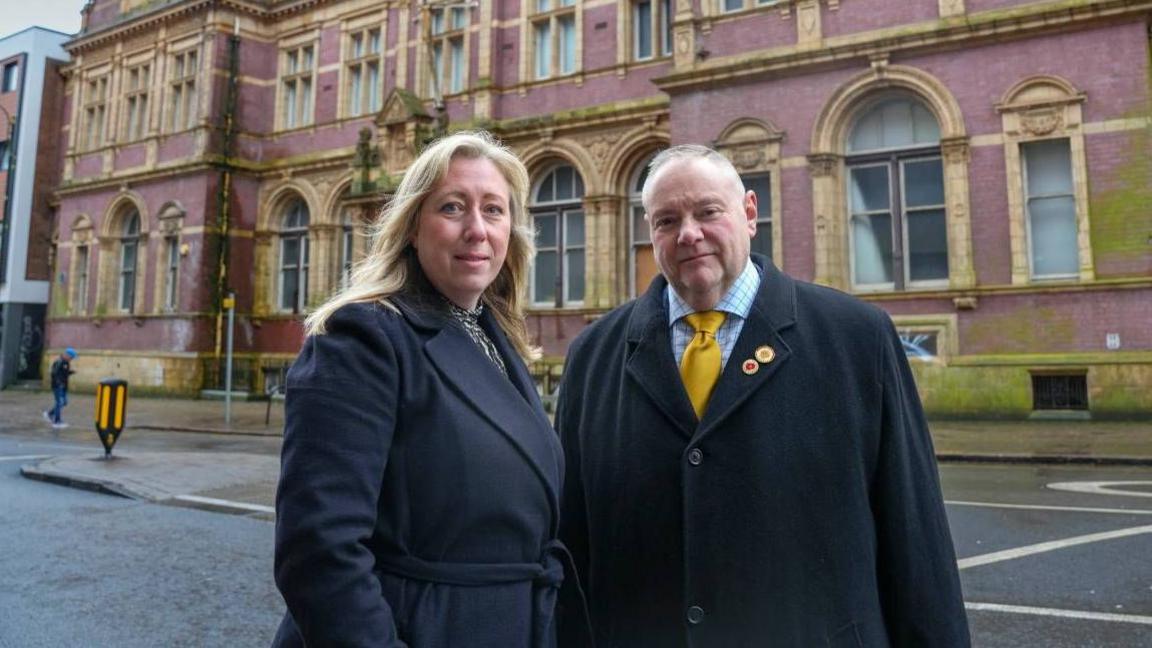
[3,388,1151,517]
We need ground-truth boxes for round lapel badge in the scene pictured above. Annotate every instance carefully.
[742,359,759,375]
[754,345,776,364]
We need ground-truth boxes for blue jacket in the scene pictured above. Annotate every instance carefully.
[557,256,969,647]
[274,296,567,647]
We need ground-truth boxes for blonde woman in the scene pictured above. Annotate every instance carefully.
[273,132,580,647]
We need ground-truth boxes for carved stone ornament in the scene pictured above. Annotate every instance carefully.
[676,31,691,55]
[584,135,615,168]
[807,153,840,177]
[1021,108,1063,137]
[728,146,766,171]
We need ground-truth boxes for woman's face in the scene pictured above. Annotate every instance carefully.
[413,156,512,310]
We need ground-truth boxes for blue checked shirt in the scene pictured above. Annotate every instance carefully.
[668,260,762,371]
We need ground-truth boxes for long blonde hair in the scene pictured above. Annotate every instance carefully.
[305,130,539,362]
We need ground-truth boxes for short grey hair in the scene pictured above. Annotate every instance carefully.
[640,144,745,212]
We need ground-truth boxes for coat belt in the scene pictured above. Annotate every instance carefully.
[375,539,588,647]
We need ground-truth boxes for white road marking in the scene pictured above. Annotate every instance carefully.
[947,500,1152,516]
[1047,481,1152,499]
[958,524,1152,570]
[965,602,1152,625]
[171,494,275,514]
[0,455,50,462]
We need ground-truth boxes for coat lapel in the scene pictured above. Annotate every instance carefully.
[695,258,797,443]
[399,299,561,510]
[625,277,698,439]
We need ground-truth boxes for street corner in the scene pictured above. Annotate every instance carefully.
[18,451,281,515]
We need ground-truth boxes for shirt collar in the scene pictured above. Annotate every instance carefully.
[667,258,760,326]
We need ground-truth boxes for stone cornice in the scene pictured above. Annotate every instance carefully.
[487,96,670,140]
[66,0,282,54]
[654,0,1152,92]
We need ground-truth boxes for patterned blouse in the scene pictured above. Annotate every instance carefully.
[444,298,508,378]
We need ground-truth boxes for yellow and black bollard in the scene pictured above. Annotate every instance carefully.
[95,379,128,457]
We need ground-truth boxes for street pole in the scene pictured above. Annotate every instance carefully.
[223,291,235,425]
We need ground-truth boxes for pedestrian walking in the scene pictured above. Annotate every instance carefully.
[45,348,77,429]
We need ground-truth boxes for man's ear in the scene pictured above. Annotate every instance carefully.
[743,190,758,236]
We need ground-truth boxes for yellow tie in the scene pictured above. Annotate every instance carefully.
[680,310,727,419]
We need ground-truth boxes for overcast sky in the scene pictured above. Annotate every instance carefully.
[1,0,85,39]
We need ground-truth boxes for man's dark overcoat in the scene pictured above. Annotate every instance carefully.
[273,298,568,647]
[556,255,969,647]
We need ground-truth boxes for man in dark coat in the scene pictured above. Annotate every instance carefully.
[556,146,969,647]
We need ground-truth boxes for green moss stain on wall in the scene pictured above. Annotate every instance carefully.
[1090,110,1152,273]
[910,362,1152,418]
[911,363,1033,418]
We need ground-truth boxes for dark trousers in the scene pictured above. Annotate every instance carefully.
[49,386,68,424]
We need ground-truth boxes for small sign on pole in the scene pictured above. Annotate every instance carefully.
[95,379,128,457]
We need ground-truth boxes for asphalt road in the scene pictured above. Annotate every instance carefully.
[942,463,1152,647]
[0,436,283,647]
[2,429,1151,646]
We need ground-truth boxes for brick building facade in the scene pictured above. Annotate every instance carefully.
[46,0,1152,417]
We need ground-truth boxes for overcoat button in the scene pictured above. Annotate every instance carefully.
[687,605,705,624]
[688,448,703,466]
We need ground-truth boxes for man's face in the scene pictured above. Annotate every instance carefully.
[645,157,758,310]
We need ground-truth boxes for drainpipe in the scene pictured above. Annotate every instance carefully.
[213,21,241,374]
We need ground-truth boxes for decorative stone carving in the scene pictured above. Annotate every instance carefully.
[1020,108,1063,136]
[728,146,765,171]
[807,153,840,177]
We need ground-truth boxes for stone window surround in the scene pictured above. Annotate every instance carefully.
[340,13,387,118]
[621,0,674,65]
[96,196,149,317]
[520,0,583,85]
[80,66,111,151]
[121,59,153,142]
[808,63,976,294]
[996,75,1094,286]
[68,215,96,316]
[166,44,200,134]
[277,31,320,131]
[154,202,185,314]
[713,117,785,270]
[427,5,470,99]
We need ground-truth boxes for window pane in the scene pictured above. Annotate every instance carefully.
[632,206,650,244]
[121,242,136,272]
[535,22,551,78]
[281,269,299,310]
[849,166,890,212]
[450,39,464,92]
[724,0,744,10]
[633,246,658,296]
[907,208,948,282]
[349,69,362,114]
[534,251,557,303]
[537,0,551,11]
[852,213,893,285]
[368,64,381,112]
[880,100,914,149]
[535,174,554,203]
[1023,139,1073,196]
[565,210,585,247]
[635,1,653,60]
[903,158,944,207]
[566,248,585,302]
[1029,195,1078,276]
[554,166,573,201]
[282,238,300,267]
[559,15,576,74]
[535,213,557,247]
[742,174,771,219]
[660,0,672,55]
[751,223,772,260]
[912,102,941,145]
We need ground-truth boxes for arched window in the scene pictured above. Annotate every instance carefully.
[847,96,948,290]
[279,198,310,313]
[628,158,659,297]
[531,164,585,307]
[118,210,141,312]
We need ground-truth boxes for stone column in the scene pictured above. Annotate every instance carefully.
[582,194,622,309]
[807,153,845,289]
